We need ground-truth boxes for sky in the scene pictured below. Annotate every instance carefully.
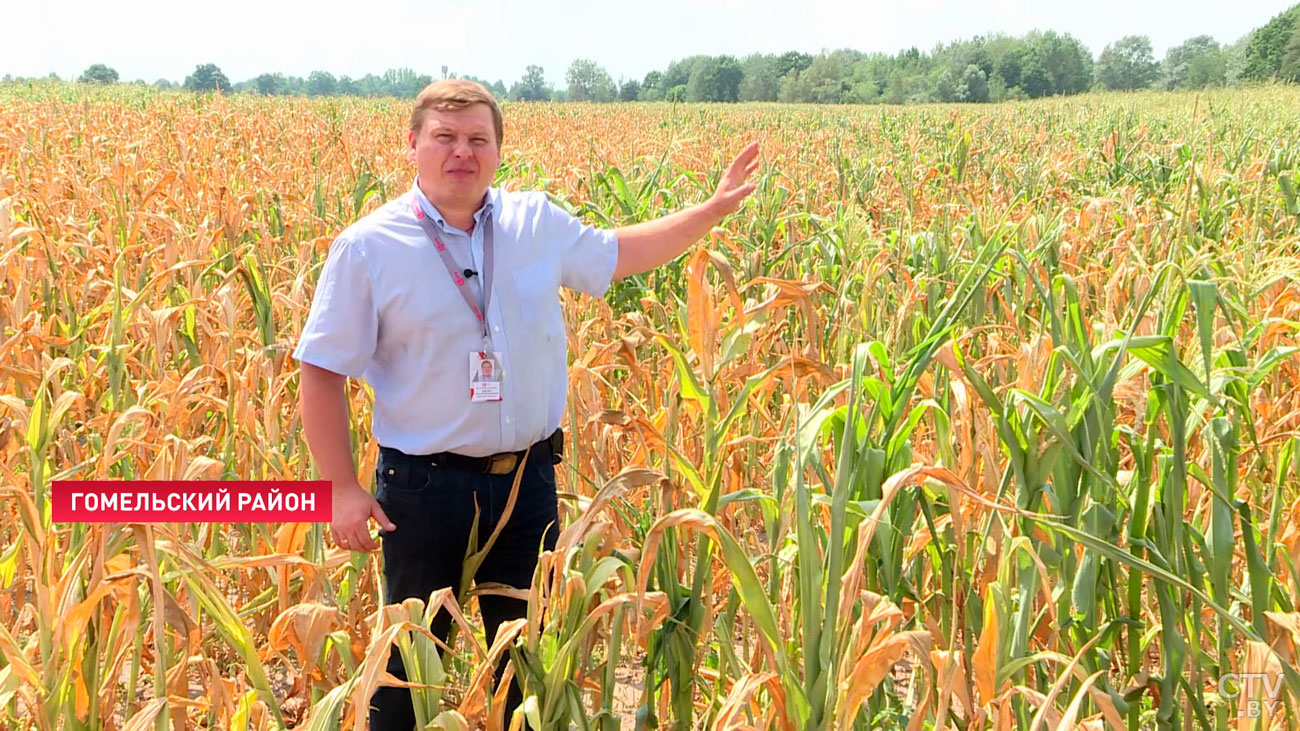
[5,0,1294,87]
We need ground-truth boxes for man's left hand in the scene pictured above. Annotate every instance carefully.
[708,141,761,216]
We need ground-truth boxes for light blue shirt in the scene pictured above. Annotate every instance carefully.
[292,179,619,457]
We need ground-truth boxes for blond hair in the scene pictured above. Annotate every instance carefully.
[410,79,503,147]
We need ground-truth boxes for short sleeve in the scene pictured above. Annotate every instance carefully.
[291,235,378,378]
[543,198,619,297]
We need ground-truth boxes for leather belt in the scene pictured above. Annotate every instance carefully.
[380,428,563,475]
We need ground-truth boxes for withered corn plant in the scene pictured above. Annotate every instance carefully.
[1,81,1299,729]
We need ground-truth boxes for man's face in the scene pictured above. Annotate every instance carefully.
[480,361,493,378]
[409,104,500,213]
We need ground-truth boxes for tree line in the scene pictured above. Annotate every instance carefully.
[32,3,1300,104]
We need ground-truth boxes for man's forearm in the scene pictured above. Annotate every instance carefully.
[299,363,363,492]
[612,198,725,279]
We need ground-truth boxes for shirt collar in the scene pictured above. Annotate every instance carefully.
[412,177,496,235]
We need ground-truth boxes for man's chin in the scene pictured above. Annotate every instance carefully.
[431,182,490,206]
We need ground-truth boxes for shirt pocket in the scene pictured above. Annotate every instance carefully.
[510,258,564,348]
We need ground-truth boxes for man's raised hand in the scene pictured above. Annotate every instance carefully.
[709,141,761,216]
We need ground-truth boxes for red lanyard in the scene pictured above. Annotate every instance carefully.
[411,197,496,351]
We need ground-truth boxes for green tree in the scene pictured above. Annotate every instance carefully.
[1096,35,1159,90]
[1019,50,1053,97]
[806,53,850,103]
[510,65,551,101]
[687,55,743,102]
[566,58,616,102]
[775,51,813,79]
[459,75,506,98]
[937,37,995,79]
[777,69,813,102]
[780,50,865,103]
[661,56,709,92]
[933,67,962,102]
[619,78,641,101]
[845,60,881,103]
[381,68,432,97]
[880,67,931,104]
[961,64,990,102]
[1241,3,1300,80]
[1226,32,1255,84]
[994,43,1026,89]
[1282,22,1300,80]
[307,70,337,96]
[1026,30,1093,95]
[738,55,779,101]
[1160,35,1225,89]
[184,63,230,92]
[413,72,435,96]
[78,64,118,84]
[337,75,360,95]
[639,70,664,100]
[253,73,285,95]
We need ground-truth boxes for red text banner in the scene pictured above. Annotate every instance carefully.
[51,481,332,523]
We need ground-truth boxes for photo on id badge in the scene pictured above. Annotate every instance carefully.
[470,351,503,401]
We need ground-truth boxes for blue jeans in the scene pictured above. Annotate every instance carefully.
[366,441,559,730]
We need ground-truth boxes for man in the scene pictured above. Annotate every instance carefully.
[293,79,758,729]
[478,356,496,382]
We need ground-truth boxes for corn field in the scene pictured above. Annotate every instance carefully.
[2,82,1300,730]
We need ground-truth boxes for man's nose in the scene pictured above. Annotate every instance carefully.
[452,139,472,157]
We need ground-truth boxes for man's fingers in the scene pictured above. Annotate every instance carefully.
[328,523,376,552]
[371,501,397,532]
[341,526,378,552]
[721,143,760,191]
[352,528,379,551]
[731,141,760,171]
[726,156,746,178]
[719,183,757,210]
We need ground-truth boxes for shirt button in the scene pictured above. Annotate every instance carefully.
[493,325,500,332]
[505,417,511,424]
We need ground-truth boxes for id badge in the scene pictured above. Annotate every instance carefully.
[470,351,503,402]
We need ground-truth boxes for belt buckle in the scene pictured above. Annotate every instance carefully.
[487,453,518,475]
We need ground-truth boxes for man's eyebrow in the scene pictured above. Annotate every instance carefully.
[429,123,492,135]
